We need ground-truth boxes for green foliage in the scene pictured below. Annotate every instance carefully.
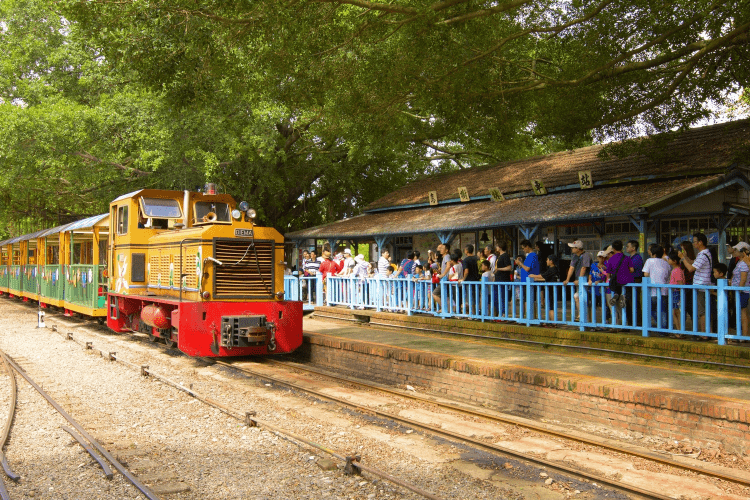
[1,0,748,238]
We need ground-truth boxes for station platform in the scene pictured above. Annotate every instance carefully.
[300,306,750,455]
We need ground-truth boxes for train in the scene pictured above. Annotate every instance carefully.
[0,188,303,357]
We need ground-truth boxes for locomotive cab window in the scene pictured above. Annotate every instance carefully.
[139,197,182,229]
[194,202,231,224]
[117,205,128,235]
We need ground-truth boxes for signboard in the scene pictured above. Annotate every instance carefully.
[234,229,254,237]
[458,187,470,202]
[489,188,505,201]
[428,191,438,206]
[578,170,593,189]
[531,179,547,195]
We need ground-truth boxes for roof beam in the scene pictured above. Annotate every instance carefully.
[518,224,539,240]
[435,231,455,245]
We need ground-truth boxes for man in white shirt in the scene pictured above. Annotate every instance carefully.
[338,248,356,277]
[643,245,671,329]
[378,250,391,277]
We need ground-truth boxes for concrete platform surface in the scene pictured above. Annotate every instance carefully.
[303,316,750,403]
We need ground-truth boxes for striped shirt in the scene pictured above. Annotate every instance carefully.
[304,258,321,275]
[378,256,390,277]
[692,248,712,286]
[732,259,749,287]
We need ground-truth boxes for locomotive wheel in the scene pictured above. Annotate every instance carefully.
[164,328,178,348]
[147,331,157,342]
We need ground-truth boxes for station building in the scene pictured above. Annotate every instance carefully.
[286,119,750,267]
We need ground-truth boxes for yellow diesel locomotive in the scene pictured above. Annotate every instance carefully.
[0,188,302,357]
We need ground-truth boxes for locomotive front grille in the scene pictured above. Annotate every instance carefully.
[212,238,275,299]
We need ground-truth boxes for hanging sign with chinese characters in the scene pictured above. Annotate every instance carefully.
[578,170,593,189]
[428,191,438,206]
[531,179,547,195]
[458,187,470,202]
[489,188,505,201]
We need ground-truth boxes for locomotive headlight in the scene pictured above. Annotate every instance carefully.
[231,209,241,220]
[246,208,257,220]
[238,201,249,212]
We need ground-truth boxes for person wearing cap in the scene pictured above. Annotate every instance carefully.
[318,249,337,303]
[337,249,355,277]
[564,240,593,319]
[589,250,611,326]
[730,242,750,335]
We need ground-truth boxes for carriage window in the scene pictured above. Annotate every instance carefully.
[47,246,59,265]
[99,239,107,265]
[194,202,231,223]
[140,198,183,218]
[117,205,128,235]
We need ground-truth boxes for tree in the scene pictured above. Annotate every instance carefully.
[65,0,749,143]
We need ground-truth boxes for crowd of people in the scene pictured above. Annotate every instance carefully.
[296,233,750,336]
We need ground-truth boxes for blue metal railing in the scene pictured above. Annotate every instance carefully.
[284,274,750,344]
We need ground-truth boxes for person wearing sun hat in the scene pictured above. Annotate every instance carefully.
[564,240,593,319]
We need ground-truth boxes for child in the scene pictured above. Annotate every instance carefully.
[668,250,685,330]
[412,264,427,310]
[480,260,493,281]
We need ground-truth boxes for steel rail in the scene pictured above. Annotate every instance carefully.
[133,361,445,500]
[312,312,750,370]
[0,355,18,483]
[0,355,17,500]
[0,352,162,500]
[62,426,113,480]
[213,358,692,500]
[38,312,747,496]
[266,357,750,488]
[43,325,446,500]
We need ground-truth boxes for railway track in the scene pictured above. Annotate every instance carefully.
[262,358,750,486]
[9,300,750,500]
[216,358,750,500]
[0,350,162,500]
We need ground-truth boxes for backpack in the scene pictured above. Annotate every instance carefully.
[609,254,625,287]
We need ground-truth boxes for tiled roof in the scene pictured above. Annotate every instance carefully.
[286,175,727,239]
[366,119,750,211]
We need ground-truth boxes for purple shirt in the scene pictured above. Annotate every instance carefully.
[605,253,634,285]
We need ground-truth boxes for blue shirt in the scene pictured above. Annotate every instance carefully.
[521,252,540,282]
[630,253,644,279]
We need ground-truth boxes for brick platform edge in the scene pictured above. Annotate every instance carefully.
[301,332,750,455]
[313,306,750,367]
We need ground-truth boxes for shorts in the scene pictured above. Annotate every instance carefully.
[741,292,749,309]
[671,290,681,309]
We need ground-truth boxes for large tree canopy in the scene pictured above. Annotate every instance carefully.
[1,0,748,238]
[66,0,750,139]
